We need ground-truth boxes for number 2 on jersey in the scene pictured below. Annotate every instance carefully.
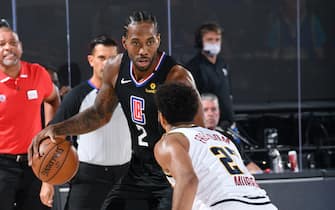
[136,124,148,147]
[210,146,243,175]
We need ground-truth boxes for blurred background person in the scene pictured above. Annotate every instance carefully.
[0,20,60,209]
[266,0,326,60]
[186,23,236,130]
[201,93,263,174]
[57,62,82,98]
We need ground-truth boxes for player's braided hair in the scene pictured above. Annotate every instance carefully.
[155,82,199,125]
[123,11,158,37]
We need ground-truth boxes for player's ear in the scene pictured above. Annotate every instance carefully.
[158,112,166,131]
[87,55,94,67]
[122,36,127,50]
[156,33,161,45]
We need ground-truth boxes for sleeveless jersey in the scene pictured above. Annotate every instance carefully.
[115,52,177,185]
[168,126,271,208]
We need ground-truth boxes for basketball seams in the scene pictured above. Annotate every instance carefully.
[42,141,71,183]
[37,140,56,180]
[32,137,79,185]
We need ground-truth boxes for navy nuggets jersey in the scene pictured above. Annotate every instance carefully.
[115,52,177,185]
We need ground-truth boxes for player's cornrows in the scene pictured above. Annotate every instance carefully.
[123,11,159,37]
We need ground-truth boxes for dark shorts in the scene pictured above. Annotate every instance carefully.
[65,161,129,210]
[101,183,172,210]
[101,156,172,210]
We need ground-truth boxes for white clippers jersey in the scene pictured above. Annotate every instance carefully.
[168,126,271,209]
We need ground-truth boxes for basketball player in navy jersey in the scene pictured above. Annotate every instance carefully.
[29,11,204,210]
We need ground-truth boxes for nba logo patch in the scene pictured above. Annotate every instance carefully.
[27,90,38,100]
[0,94,6,102]
[130,96,145,125]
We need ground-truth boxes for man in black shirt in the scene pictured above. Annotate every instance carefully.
[186,23,234,129]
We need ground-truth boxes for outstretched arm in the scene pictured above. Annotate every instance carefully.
[154,133,198,210]
[28,55,122,164]
[166,65,204,127]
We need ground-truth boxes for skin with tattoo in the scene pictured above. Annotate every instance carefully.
[28,21,203,165]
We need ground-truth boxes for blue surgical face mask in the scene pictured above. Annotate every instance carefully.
[203,42,221,56]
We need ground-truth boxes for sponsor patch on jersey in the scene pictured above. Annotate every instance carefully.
[145,82,157,94]
[131,96,145,125]
[27,90,38,100]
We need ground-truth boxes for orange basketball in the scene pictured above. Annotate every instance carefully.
[32,137,79,185]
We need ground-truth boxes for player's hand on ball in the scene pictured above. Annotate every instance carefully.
[28,125,57,166]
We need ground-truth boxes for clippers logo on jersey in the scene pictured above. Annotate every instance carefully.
[131,96,146,125]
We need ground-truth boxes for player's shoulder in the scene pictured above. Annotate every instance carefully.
[163,131,190,151]
[165,65,196,88]
[167,64,191,79]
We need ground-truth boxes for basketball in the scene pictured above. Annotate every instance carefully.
[32,137,79,185]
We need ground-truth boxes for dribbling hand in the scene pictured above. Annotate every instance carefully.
[28,125,59,166]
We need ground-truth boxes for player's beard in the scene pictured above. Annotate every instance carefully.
[133,56,154,72]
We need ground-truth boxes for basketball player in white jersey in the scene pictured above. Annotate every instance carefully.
[154,82,278,210]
